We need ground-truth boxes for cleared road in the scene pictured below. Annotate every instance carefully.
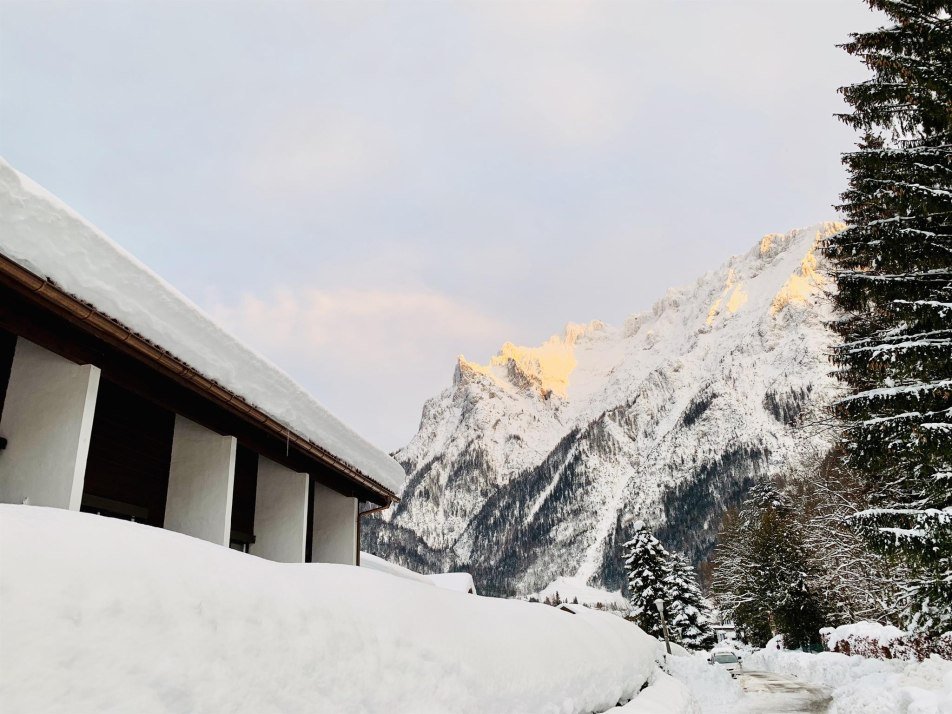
[731,670,831,713]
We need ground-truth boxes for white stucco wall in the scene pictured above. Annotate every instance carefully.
[0,338,101,509]
[164,415,236,546]
[310,481,357,565]
[251,457,308,563]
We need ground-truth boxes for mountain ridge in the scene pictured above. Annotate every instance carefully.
[364,222,843,596]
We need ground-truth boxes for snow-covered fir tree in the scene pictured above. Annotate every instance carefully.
[709,507,762,639]
[624,522,716,648]
[826,0,952,637]
[664,553,715,649]
[711,480,828,648]
[623,521,671,639]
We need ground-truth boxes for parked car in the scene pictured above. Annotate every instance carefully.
[708,649,743,676]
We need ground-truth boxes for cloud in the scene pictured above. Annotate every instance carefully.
[206,286,514,449]
[210,286,507,367]
[498,59,634,148]
[453,8,640,149]
[3,0,884,450]
[241,110,396,196]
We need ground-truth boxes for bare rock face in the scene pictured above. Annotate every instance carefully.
[364,223,844,597]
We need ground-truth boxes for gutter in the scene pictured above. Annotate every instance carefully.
[0,253,399,505]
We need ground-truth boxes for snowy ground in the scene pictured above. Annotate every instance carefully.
[644,650,829,713]
[746,648,952,714]
[606,670,699,713]
[730,671,831,713]
[0,506,689,714]
[665,645,952,714]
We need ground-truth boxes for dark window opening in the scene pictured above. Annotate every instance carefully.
[230,444,258,552]
[81,379,175,527]
[0,328,17,439]
[305,477,316,563]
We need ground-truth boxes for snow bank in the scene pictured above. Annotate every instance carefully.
[662,641,694,658]
[665,653,743,710]
[0,160,404,494]
[0,506,662,714]
[606,671,698,713]
[747,648,952,714]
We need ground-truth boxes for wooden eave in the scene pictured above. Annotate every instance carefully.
[0,252,397,506]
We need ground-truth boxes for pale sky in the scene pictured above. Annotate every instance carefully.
[0,1,881,451]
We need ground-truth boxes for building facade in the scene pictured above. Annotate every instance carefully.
[0,160,401,564]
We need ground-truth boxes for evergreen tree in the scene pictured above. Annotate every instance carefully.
[623,521,672,639]
[665,553,716,649]
[712,483,783,646]
[827,0,952,636]
[710,506,771,644]
[753,503,827,650]
[712,480,829,648]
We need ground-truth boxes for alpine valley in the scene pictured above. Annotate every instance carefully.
[362,223,844,598]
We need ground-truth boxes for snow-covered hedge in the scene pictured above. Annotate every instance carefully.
[821,621,952,662]
[0,506,668,714]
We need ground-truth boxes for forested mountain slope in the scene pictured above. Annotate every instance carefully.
[364,223,842,596]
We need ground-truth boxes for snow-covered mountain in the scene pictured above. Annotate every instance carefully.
[363,223,844,597]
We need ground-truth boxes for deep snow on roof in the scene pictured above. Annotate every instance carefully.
[359,552,434,585]
[0,159,405,495]
[426,572,477,594]
[360,553,478,594]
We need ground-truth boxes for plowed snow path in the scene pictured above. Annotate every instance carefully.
[730,671,831,713]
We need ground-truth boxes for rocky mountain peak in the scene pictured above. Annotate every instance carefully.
[365,223,843,598]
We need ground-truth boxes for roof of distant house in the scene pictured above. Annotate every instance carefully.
[426,572,477,595]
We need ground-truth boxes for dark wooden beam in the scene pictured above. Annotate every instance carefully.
[0,281,391,505]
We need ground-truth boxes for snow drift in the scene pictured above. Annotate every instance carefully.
[0,505,667,714]
[360,551,476,593]
[747,647,952,714]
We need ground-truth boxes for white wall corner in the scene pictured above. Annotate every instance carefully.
[251,457,308,563]
[310,481,358,565]
[164,415,236,546]
[0,338,101,509]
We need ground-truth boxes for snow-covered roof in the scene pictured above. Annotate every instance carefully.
[359,552,434,586]
[426,572,477,594]
[0,159,405,495]
[360,553,478,594]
